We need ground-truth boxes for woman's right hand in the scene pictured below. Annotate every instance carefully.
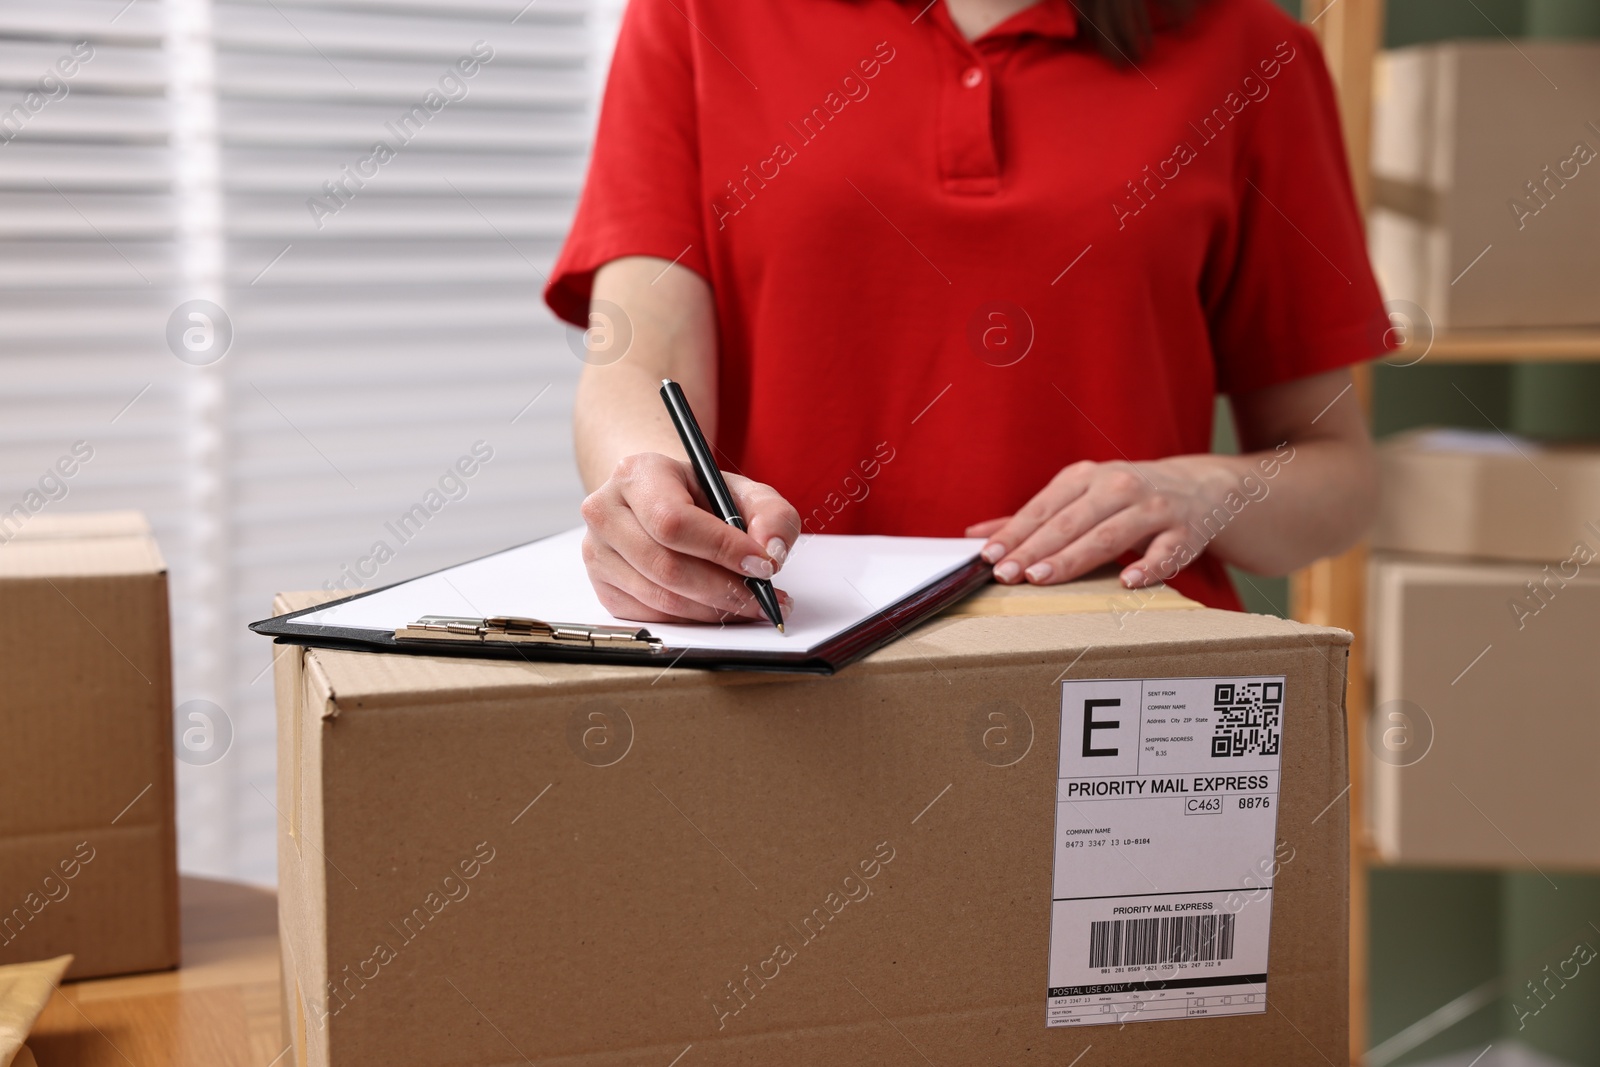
[579,452,801,624]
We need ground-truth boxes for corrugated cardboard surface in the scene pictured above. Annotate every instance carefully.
[938,574,1199,618]
[1,510,152,541]
[0,510,165,579]
[1370,554,1600,868]
[0,511,178,979]
[271,582,1349,1066]
[1372,430,1600,564]
[1369,41,1600,328]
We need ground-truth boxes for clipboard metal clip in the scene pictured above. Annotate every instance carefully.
[394,615,663,652]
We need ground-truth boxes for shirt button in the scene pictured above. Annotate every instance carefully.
[962,66,984,88]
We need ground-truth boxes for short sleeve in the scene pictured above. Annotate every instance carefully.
[543,0,711,327]
[1207,22,1396,395]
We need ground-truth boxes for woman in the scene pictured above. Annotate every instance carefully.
[546,0,1392,623]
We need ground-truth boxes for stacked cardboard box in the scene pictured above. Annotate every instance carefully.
[1373,429,1600,562]
[1370,431,1600,868]
[0,512,179,978]
[1369,41,1600,329]
[272,578,1353,1066]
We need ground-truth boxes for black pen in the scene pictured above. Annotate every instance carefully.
[659,378,785,634]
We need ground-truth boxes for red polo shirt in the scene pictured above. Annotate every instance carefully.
[546,0,1393,610]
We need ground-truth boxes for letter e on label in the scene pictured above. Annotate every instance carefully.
[1059,679,1142,777]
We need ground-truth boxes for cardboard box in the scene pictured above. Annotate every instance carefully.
[1373,429,1600,564]
[1369,554,1600,869]
[1369,40,1600,329]
[0,511,179,979]
[273,579,1352,1066]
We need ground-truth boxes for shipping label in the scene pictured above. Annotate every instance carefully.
[1047,676,1286,1027]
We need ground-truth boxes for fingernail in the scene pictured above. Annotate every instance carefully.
[1122,567,1144,588]
[981,542,1006,564]
[740,555,774,579]
[767,537,788,566]
[1025,562,1053,583]
[995,560,1021,583]
[778,590,793,615]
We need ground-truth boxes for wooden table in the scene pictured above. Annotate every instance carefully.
[28,877,285,1067]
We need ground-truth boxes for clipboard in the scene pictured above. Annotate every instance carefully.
[250,527,991,674]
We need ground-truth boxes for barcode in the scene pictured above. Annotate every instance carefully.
[1211,681,1282,757]
[1088,913,1237,968]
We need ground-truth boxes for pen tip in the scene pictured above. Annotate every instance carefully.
[776,623,785,634]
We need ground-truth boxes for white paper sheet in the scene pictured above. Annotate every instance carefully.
[295,527,985,654]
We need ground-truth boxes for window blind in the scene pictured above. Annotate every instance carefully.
[1,0,594,884]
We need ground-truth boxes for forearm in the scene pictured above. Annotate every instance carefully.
[575,363,687,491]
[1167,433,1377,576]
[573,256,719,492]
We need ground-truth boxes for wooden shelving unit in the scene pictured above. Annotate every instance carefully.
[1396,328,1600,362]
[1295,2,1600,1063]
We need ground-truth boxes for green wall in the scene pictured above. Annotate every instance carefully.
[1500,873,1600,1064]
[1368,867,1600,1066]
[1368,870,1504,1063]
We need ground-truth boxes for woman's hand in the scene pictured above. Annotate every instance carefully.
[966,367,1379,589]
[572,257,801,624]
[966,457,1239,589]
[580,452,801,623]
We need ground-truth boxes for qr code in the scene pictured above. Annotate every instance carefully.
[1211,681,1282,757]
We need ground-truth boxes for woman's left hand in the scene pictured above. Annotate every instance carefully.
[966,369,1378,588]
[965,456,1232,589]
